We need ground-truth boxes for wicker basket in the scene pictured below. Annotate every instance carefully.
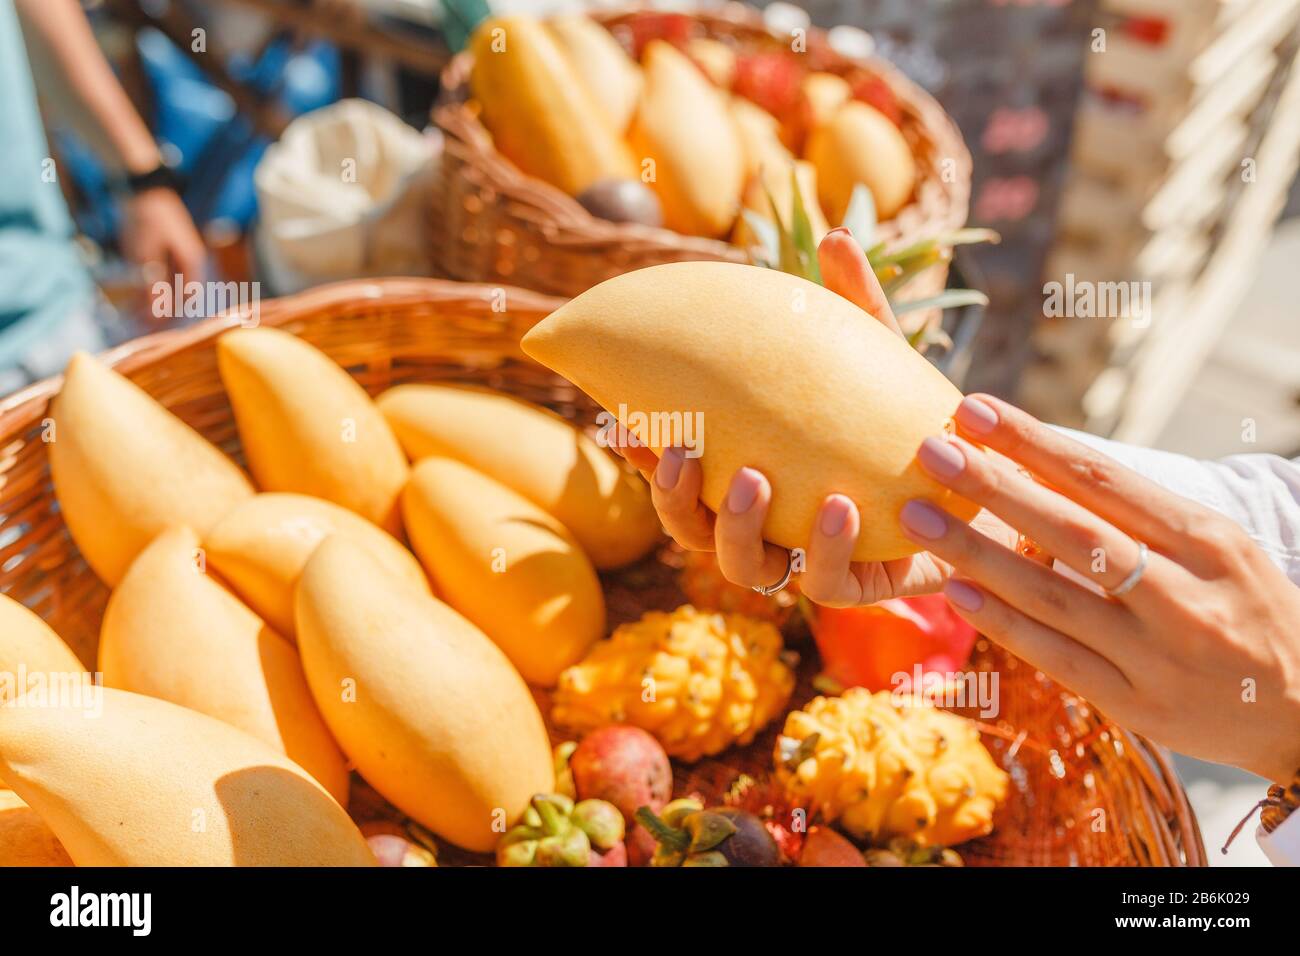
[0,278,1202,866]
[429,4,971,299]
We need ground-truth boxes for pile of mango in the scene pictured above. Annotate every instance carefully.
[0,328,666,865]
[469,13,916,241]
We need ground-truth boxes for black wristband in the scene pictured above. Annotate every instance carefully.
[125,162,184,196]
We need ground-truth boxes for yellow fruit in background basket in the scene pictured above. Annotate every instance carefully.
[552,605,796,762]
[685,36,738,88]
[0,688,374,866]
[205,492,430,640]
[470,15,637,195]
[402,457,605,687]
[0,788,72,867]
[805,100,916,222]
[732,159,830,250]
[217,327,409,534]
[377,384,661,569]
[628,41,745,238]
[800,72,851,132]
[774,688,1008,847]
[99,526,349,805]
[295,537,553,852]
[729,96,791,178]
[521,261,979,563]
[48,352,254,586]
[547,14,642,134]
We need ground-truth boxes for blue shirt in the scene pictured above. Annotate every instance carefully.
[0,0,93,367]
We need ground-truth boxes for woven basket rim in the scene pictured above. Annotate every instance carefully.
[0,277,566,434]
[433,3,973,256]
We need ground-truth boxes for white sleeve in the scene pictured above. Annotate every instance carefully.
[1258,815,1300,867]
[1056,428,1300,586]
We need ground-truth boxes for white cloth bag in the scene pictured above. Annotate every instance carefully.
[254,98,439,291]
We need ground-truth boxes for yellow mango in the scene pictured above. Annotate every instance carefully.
[0,596,86,793]
[216,327,409,534]
[99,526,349,805]
[376,384,660,568]
[628,41,744,238]
[1,789,72,867]
[205,492,430,639]
[806,100,916,222]
[733,159,830,249]
[48,352,254,585]
[547,14,642,133]
[471,16,637,195]
[0,594,84,688]
[730,96,792,179]
[685,36,737,88]
[295,537,553,852]
[401,457,605,687]
[0,688,374,866]
[521,261,979,563]
[800,72,851,132]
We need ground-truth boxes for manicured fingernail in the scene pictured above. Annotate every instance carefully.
[819,495,852,536]
[655,447,683,490]
[899,500,947,540]
[727,468,763,514]
[955,397,998,435]
[917,436,965,479]
[944,579,984,612]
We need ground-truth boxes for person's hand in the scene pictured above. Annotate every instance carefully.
[901,392,1300,784]
[610,227,1016,605]
[120,187,207,291]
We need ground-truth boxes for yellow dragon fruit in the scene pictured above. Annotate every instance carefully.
[552,606,796,762]
[774,688,1007,847]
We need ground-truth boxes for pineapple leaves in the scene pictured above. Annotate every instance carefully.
[788,168,822,284]
[760,171,819,284]
[840,183,877,251]
[893,289,989,316]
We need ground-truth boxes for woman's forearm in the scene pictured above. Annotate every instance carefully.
[16,0,161,174]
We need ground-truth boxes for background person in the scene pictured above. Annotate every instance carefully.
[0,0,204,394]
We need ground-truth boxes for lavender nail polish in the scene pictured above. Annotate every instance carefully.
[727,468,763,514]
[899,500,948,540]
[944,580,984,612]
[918,436,965,479]
[955,397,998,435]
[655,447,683,490]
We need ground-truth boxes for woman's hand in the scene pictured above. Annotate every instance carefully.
[611,227,1015,605]
[903,392,1300,784]
[121,187,207,292]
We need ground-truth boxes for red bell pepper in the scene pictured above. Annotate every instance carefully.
[810,594,977,693]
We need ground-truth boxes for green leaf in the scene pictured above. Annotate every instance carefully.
[788,168,821,284]
[761,175,812,282]
[840,184,878,250]
[873,229,1000,268]
[893,289,989,316]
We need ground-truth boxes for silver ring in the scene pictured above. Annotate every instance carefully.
[1107,541,1148,598]
[752,550,794,597]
